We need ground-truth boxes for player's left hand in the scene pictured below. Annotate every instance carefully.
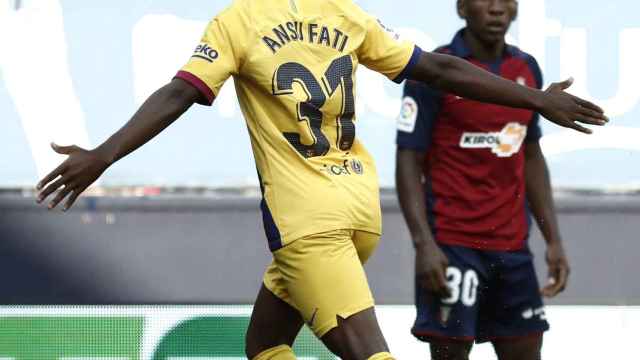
[541,242,571,297]
[539,78,609,134]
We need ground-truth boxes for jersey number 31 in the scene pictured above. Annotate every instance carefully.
[272,55,355,158]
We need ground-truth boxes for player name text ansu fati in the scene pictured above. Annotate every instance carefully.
[263,21,350,54]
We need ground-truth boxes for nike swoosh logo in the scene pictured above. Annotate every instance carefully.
[308,308,319,327]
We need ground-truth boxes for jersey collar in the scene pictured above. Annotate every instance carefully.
[449,28,517,59]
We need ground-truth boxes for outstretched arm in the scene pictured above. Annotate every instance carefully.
[36,78,202,210]
[409,52,607,133]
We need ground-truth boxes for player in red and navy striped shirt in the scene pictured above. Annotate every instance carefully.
[397,1,570,359]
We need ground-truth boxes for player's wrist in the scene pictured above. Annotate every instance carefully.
[546,238,564,248]
[413,233,438,251]
[530,88,548,113]
[92,144,117,167]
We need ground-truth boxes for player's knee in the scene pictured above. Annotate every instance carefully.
[493,334,543,360]
[244,333,294,359]
[430,341,473,360]
[321,310,389,359]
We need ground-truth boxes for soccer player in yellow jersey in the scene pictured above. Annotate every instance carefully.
[36,0,607,359]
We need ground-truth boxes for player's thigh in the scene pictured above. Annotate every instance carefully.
[245,282,303,358]
[322,231,387,359]
[492,333,543,360]
[477,249,549,343]
[429,340,473,360]
[413,245,486,342]
[272,229,383,352]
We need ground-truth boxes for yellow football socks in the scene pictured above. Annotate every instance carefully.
[367,352,395,360]
[252,345,297,360]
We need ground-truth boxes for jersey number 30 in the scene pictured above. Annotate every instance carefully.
[272,55,355,158]
[442,267,479,307]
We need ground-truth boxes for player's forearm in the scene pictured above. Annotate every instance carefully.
[94,79,199,165]
[410,52,545,111]
[525,143,562,245]
[396,149,437,249]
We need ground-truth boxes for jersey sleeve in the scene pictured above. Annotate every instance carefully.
[174,3,248,106]
[525,55,544,142]
[353,9,422,83]
[396,80,442,152]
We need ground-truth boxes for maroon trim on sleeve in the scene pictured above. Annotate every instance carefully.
[174,70,215,106]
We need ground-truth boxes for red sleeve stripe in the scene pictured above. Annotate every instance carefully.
[174,70,215,106]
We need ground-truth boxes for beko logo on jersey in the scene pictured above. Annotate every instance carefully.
[192,43,219,62]
[460,122,527,158]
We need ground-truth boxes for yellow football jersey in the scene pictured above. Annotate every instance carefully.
[176,0,420,250]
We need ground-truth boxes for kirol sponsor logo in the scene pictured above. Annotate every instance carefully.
[192,43,219,62]
[459,122,527,158]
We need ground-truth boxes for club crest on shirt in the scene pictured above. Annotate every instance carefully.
[397,96,418,133]
[192,43,219,63]
[459,122,527,158]
[350,159,364,175]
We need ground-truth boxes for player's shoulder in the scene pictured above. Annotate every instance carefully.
[213,0,250,21]
[433,45,453,55]
[322,0,365,14]
[506,45,543,85]
[318,0,380,29]
[219,0,276,21]
[403,45,451,94]
[507,45,540,69]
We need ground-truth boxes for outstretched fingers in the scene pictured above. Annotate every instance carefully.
[37,175,69,203]
[37,162,67,191]
[64,188,85,211]
[565,121,592,135]
[573,99,607,125]
[574,96,605,116]
[48,182,77,210]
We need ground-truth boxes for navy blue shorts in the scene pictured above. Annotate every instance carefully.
[412,244,550,343]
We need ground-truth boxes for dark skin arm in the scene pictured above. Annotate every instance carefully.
[37,50,607,211]
[36,78,202,210]
[524,141,570,297]
[396,148,451,298]
[409,52,608,133]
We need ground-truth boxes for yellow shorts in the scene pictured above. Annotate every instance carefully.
[263,229,380,337]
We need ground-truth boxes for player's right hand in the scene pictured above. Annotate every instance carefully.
[539,78,608,134]
[36,143,111,211]
[415,241,451,299]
